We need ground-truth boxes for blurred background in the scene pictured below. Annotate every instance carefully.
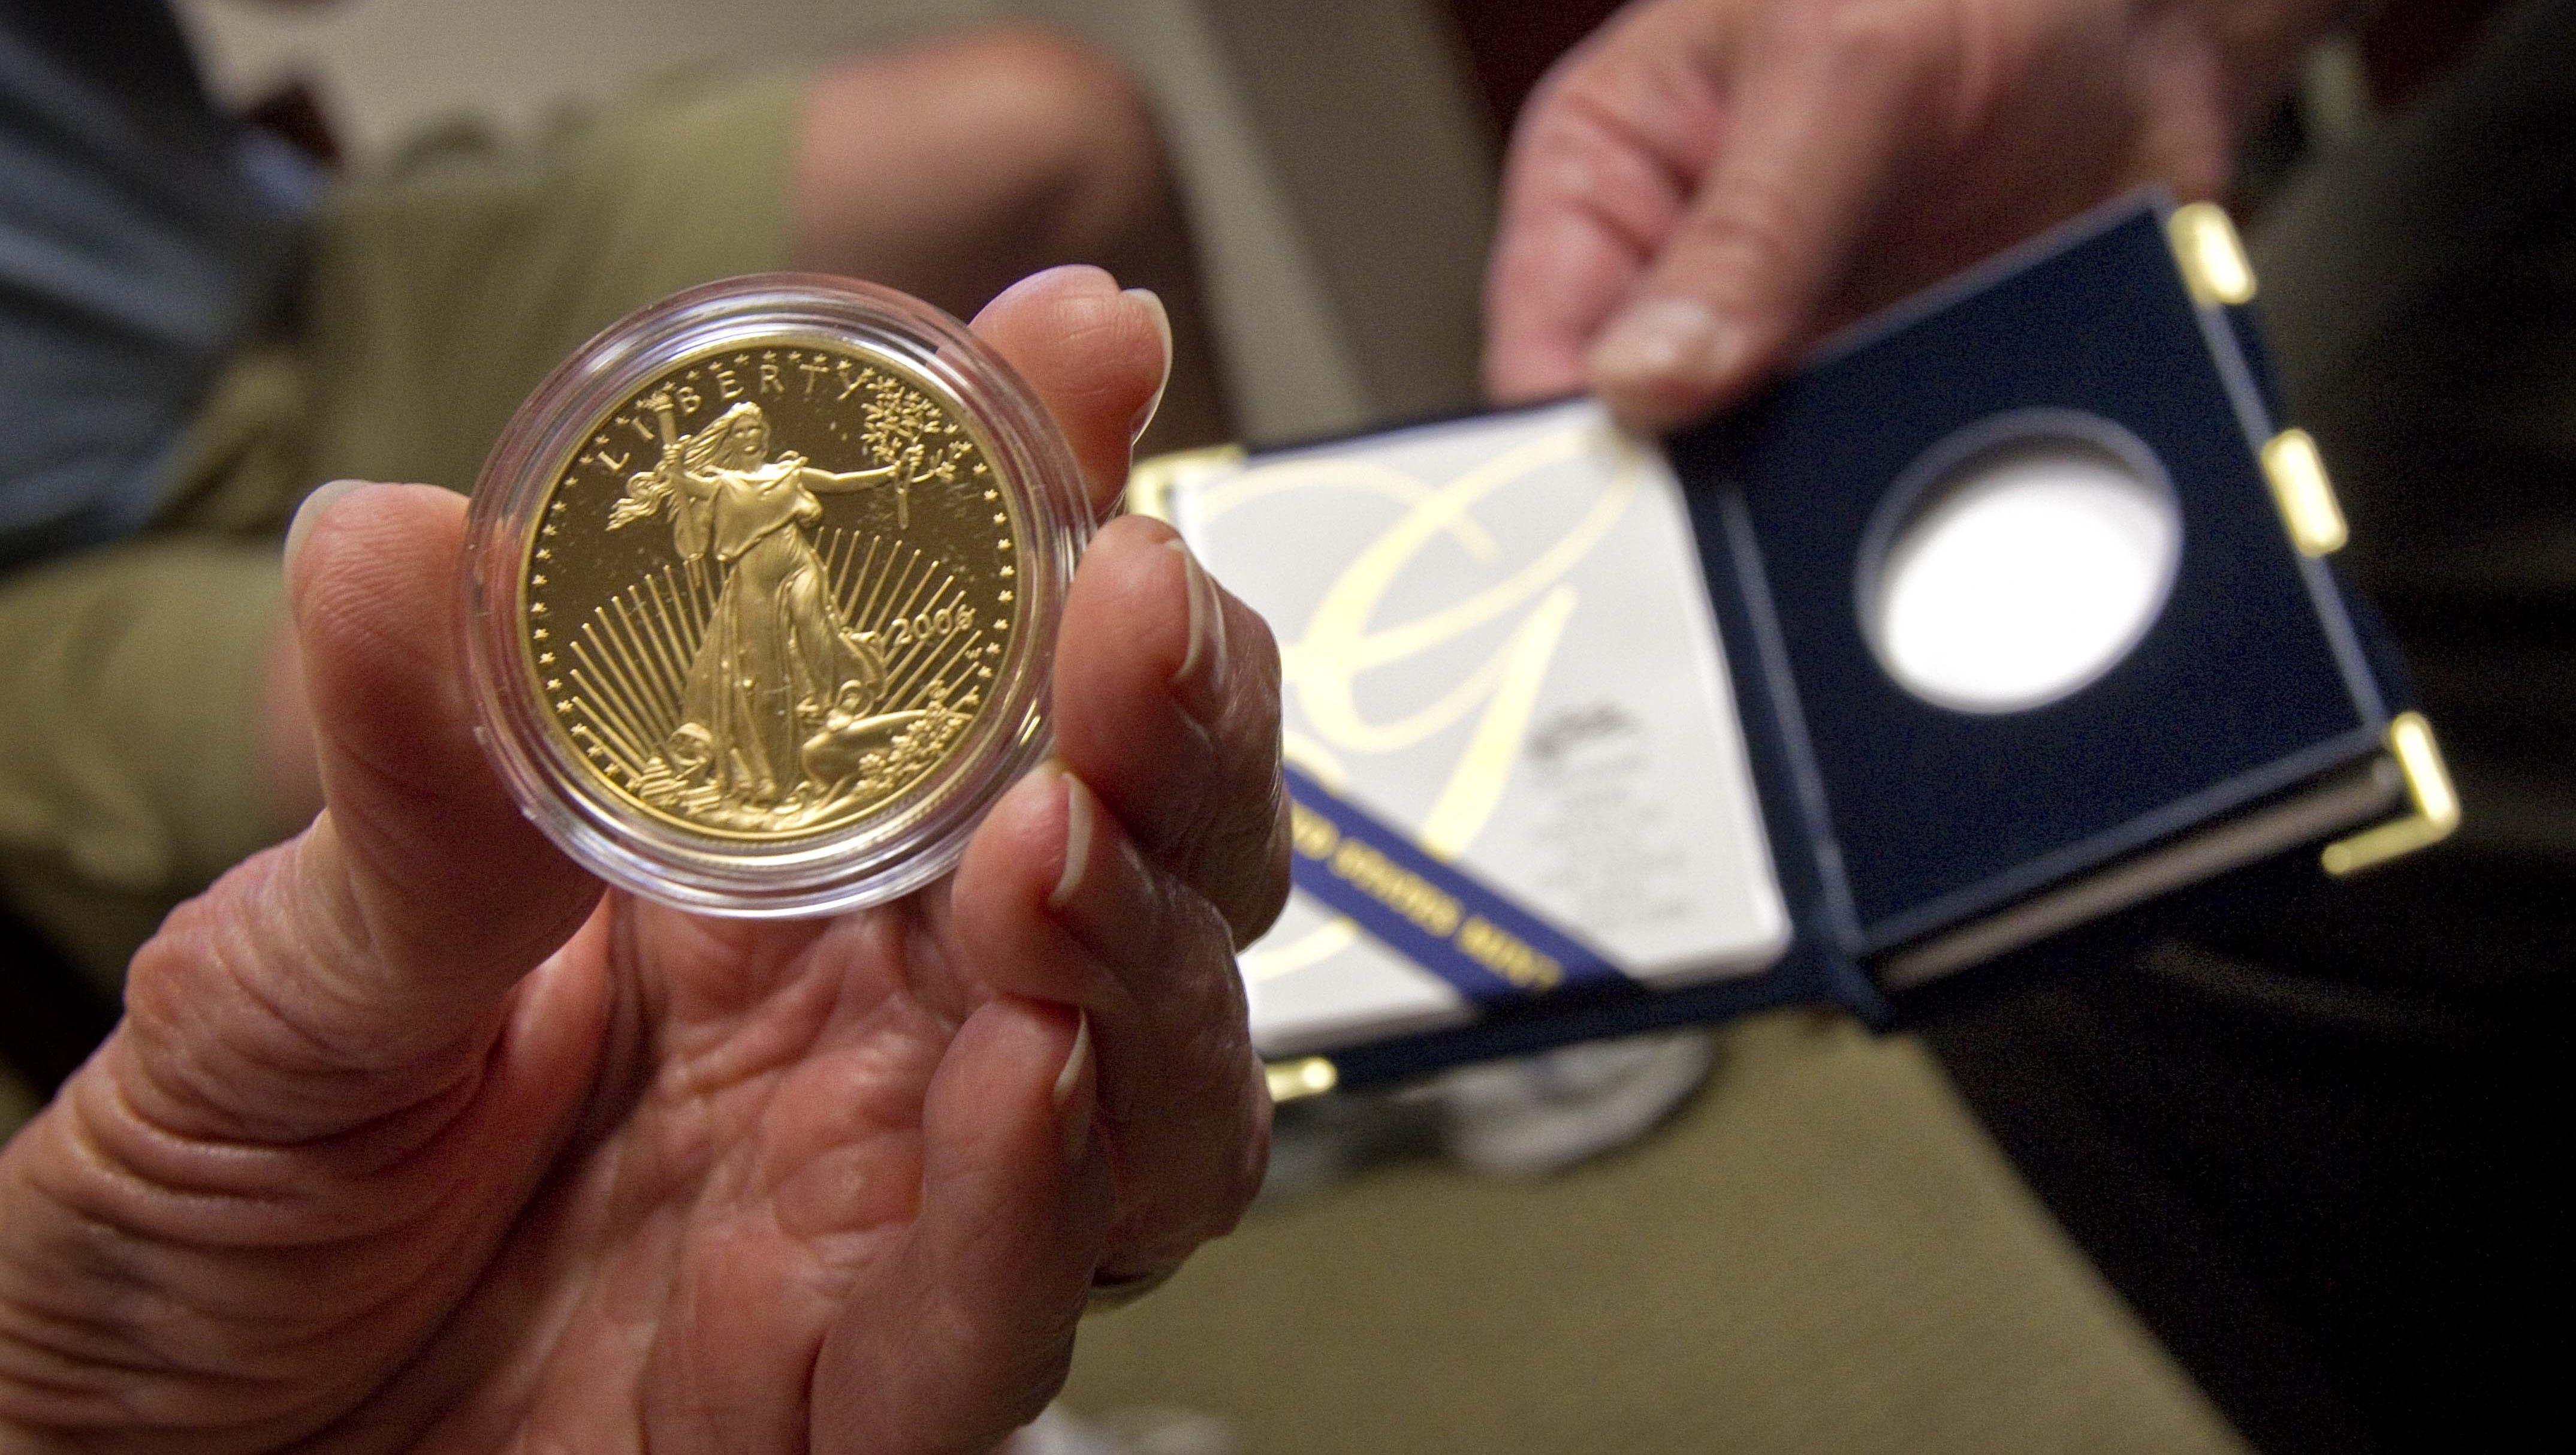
[173,0,1524,447]
[7,3,2565,1453]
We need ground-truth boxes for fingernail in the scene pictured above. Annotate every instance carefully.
[1126,287,1174,444]
[1051,765,1092,911]
[283,480,367,574]
[1054,1010,1093,1164]
[1048,771,1162,965]
[1589,297,1745,394]
[1166,537,1228,727]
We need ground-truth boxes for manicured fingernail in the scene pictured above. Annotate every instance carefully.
[1054,1010,1093,1163]
[1589,297,1745,394]
[1167,537,1227,727]
[1051,766,1092,910]
[1126,287,1174,444]
[283,480,367,573]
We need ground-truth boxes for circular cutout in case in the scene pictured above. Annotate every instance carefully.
[462,275,1093,915]
[1859,409,2182,715]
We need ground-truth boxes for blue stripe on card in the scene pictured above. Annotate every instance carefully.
[1281,763,1634,1003]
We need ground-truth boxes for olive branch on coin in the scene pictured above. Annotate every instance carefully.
[853,369,972,529]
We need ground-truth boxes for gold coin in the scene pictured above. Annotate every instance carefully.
[516,339,1024,842]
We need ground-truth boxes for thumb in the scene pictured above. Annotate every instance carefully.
[814,999,1109,1455]
[1588,6,1934,432]
[119,481,601,1135]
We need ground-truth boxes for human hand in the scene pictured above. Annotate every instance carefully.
[0,268,1286,1454]
[1485,0,2338,432]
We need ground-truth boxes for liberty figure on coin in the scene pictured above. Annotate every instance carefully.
[608,393,901,821]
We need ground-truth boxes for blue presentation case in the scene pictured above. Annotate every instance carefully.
[1139,195,2453,1091]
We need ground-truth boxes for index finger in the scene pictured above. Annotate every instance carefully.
[1483,11,1735,404]
[1588,1,1939,431]
[968,265,1172,518]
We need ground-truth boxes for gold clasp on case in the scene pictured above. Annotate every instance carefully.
[1265,1056,1340,1102]
[2322,712,2460,875]
[2261,429,2350,556]
[2168,201,2257,307]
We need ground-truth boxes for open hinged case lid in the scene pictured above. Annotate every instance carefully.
[1133,194,2459,1095]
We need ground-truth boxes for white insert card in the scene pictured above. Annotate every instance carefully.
[1153,400,1790,1057]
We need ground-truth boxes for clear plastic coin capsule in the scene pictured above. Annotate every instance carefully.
[462,275,1093,915]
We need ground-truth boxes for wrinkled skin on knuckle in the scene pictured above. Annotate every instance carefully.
[1105,891,1266,1263]
[1775,0,1952,80]
[1218,1055,1274,1228]
[1675,162,1811,307]
[1230,770,1294,953]
[1184,601,1289,947]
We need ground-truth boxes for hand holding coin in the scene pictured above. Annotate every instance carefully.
[0,267,1287,1455]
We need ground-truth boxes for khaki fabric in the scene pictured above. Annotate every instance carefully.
[0,71,804,983]
[0,540,284,982]
[1066,1013,2249,1455]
